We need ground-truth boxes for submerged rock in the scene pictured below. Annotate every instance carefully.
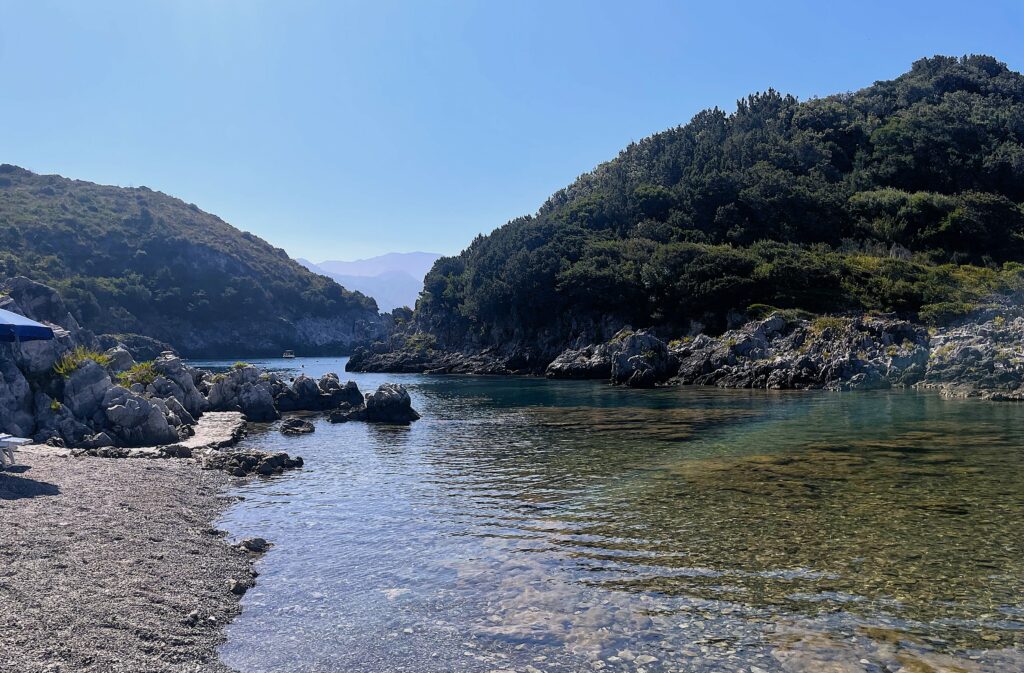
[199,448,304,476]
[235,537,270,554]
[280,418,315,435]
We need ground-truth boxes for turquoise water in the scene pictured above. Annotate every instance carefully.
[191,357,1024,673]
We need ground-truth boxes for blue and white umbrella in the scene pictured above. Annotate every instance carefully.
[0,307,54,342]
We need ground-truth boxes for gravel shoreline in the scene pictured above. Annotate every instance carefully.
[0,451,254,673]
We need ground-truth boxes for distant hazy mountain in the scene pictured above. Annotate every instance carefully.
[316,252,441,279]
[298,252,442,312]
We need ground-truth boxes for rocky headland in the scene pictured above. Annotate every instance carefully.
[349,309,1024,401]
[0,277,419,472]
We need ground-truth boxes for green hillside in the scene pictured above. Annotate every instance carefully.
[415,55,1024,351]
[0,166,379,355]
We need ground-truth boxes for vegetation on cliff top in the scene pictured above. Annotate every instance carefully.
[0,166,377,347]
[416,55,1024,346]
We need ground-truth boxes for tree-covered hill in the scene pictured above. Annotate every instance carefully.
[414,55,1024,353]
[0,166,381,355]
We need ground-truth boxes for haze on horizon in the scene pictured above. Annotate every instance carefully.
[1,0,1022,260]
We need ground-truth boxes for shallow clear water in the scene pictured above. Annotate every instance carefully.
[191,357,1024,673]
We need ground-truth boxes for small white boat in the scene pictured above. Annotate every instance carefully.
[282,350,296,359]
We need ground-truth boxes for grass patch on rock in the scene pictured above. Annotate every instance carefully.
[117,361,158,387]
[53,347,112,377]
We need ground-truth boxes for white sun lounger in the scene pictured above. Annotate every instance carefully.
[0,433,32,469]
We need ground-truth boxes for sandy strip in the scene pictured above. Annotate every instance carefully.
[0,452,253,673]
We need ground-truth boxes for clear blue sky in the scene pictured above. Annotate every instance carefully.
[1,1,1022,261]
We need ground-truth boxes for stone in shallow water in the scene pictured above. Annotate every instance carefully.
[280,418,315,435]
[236,537,270,553]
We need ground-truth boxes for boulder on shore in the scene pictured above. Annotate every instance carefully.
[365,383,421,423]
[153,353,208,418]
[546,328,676,388]
[63,360,114,424]
[207,366,280,422]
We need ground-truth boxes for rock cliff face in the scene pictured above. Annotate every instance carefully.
[162,313,384,358]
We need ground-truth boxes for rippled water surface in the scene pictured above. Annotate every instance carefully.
[192,357,1024,673]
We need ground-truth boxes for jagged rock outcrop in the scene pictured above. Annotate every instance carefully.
[919,315,1024,399]
[0,277,101,378]
[152,353,208,418]
[545,344,614,380]
[1,276,85,332]
[271,373,363,412]
[104,347,135,373]
[316,373,364,407]
[102,386,183,447]
[63,360,114,423]
[0,279,409,450]
[346,341,547,376]
[0,358,35,437]
[673,315,929,390]
[546,328,676,388]
[207,366,280,422]
[32,393,89,445]
[329,383,421,424]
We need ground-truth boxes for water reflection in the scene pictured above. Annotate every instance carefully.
[194,357,1024,672]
